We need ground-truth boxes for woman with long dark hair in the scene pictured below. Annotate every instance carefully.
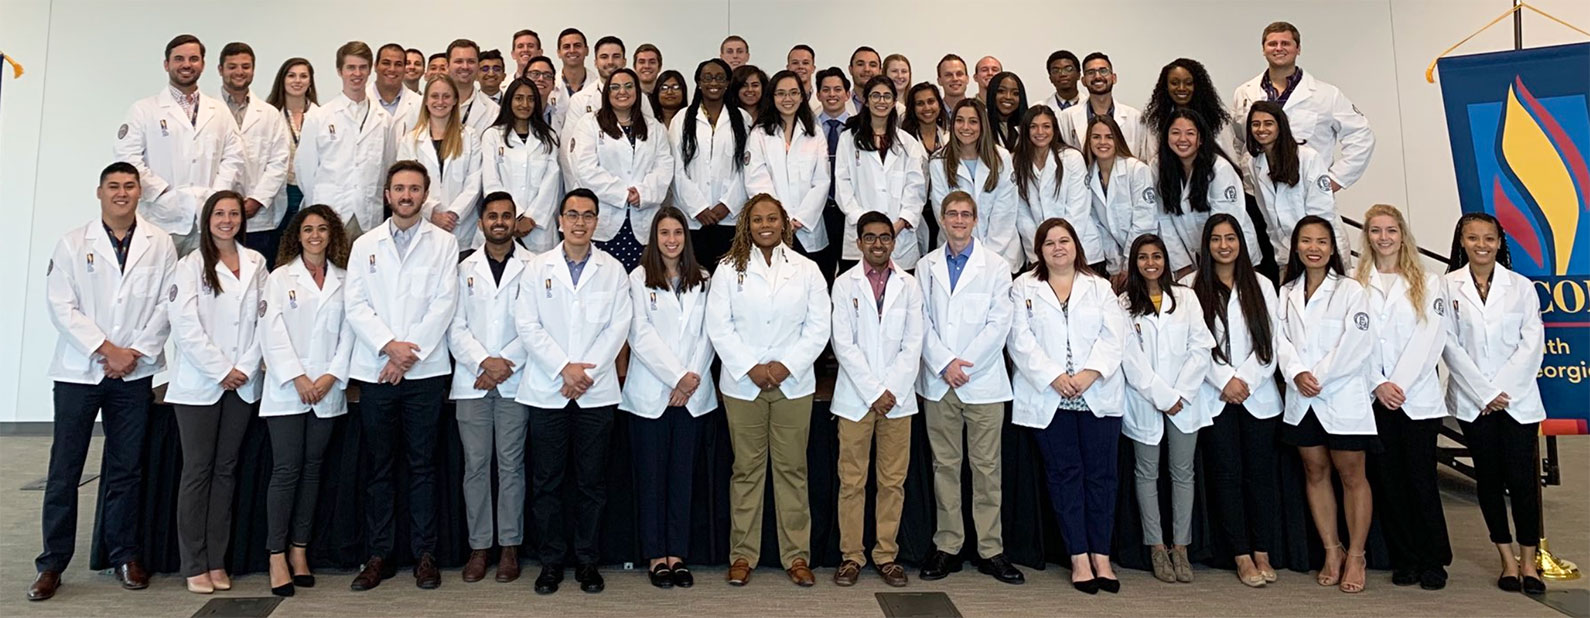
[1142,58,1230,162]
[1188,214,1281,587]
[1008,217,1127,594]
[1012,105,1090,268]
[622,206,716,588]
[705,194,831,587]
[1441,213,1547,595]
[730,64,768,125]
[1119,234,1214,585]
[167,191,268,594]
[901,81,948,254]
[1083,116,1157,275]
[835,76,928,270]
[266,58,319,253]
[1276,215,1376,594]
[259,204,351,596]
[928,98,1020,272]
[1246,101,1348,271]
[983,71,1029,150]
[483,78,561,252]
[746,70,830,265]
[650,70,689,128]
[1154,109,1259,277]
[570,68,675,271]
[669,59,749,267]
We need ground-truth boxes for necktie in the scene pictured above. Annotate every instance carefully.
[825,119,842,200]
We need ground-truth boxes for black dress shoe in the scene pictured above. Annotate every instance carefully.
[1392,568,1419,586]
[1419,567,1448,590]
[648,563,673,589]
[292,573,316,588]
[670,562,693,588]
[1095,576,1120,594]
[1072,577,1099,595]
[919,550,963,581]
[534,565,564,595]
[271,582,295,597]
[1523,575,1546,595]
[576,564,604,593]
[977,554,1025,585]
[1497,574,1521,592]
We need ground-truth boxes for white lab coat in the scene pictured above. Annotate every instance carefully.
[1119,286,1216,444]
[513,244,633,408]
[1179,272,1283,421]
[1365,270,1449,420]
[1277,273,1375,434]
[1158,157,1261,272]
[448,247,533,399]
[621,267,718,417]
[917,240,1015,403]
[1016,148,1091,264]
[459,87,502,133]
[1058,102,1152,164]
[115,89,246,237]
[569,113,675,244]
[1088,157,1160,274]
[1252,145,1350,266]
[830,263,925,421]
[295,94,397,233]
[227,92,292,232]
[744,122,832,251]
[836,129,929,268]
[705,245,831,401]
[1441,265,1545,423]
[668,106,749,228]
[1007,272,1127,428]
[927,149,1022,272]
[555,78,601,189]
[258,257,353,417]
[393,120,485,248]
[1232,70,1375,189]
[480,126,562,252]
[166,246,267,405]
[343,220,460,382]
[45,216,176,384]
[368,82,422,129]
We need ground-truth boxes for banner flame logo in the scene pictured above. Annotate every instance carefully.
[1493,78,1589,275]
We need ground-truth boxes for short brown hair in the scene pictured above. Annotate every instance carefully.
[1262,21,1300,46]
[940,190,977,218]
[335,41,373,70]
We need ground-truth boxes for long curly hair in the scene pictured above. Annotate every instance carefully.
[1446,212,1512,273]
[722,193,794,273]
[1143,57,1229,136]
[276,204,350,271]
[1354,204,1428,323]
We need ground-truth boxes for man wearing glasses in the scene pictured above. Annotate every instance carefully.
[478,49,508,104]
[1058,52,1150,158]
[514,189,632,595]
[1041,50,1082,111]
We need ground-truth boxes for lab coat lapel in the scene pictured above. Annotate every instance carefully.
[157,88,192,131]
[194,95,221,135]
[952,245,985,297]
[1284,72,1317,111]
[878,263,905,316]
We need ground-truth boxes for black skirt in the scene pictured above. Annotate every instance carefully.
[1282,407,1383,453]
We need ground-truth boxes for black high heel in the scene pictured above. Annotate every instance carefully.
[1072,577,1099,594]
[271,582,295,597]
[1095,576,1120,594]
[290,544,315,587]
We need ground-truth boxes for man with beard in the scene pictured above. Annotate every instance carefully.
[216,42,291,267]
[1058,52,1150,159]
[114,34,245,255]
[449,192,533,584]
[345,161,460,592]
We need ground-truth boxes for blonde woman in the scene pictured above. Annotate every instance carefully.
[396,77,483,247]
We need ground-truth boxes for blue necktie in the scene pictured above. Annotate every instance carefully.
[825,119,842,200]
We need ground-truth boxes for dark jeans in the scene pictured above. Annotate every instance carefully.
[1370,404,1452,571]
[1460,412,1541,546]
[173,392,254,576]
[357,376,447,559]
[530,402,615,566]
[37,377,151,572]
[629,407,702,560]
[1034,410,1121,556]
[265,413,338,553]
[1201,404,1280,556]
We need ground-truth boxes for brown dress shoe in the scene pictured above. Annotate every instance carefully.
[496,546,520,583]
[877,562,909,587]
[28,571,60,601]
[462,550,489,582]
[350,556,389,591]
[115,561,150,590]
[415,553,441,589]
[726,559,752,586]
[786,558,815,587]
[833,560,861,586]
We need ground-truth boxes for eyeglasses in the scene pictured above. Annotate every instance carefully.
[561,210,597,221]
[773,89,803,99]
[699,75,728,85]
[860,233,894,245]
[942,210,975,220]
[1048,66,1078,76]
[479,66,505,74]
[609,82,636,92]
[525,70,555,81]
[867,92,895,102]
[1082,67,1113,77]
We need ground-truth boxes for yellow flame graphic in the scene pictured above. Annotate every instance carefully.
[1500,83,1578,275]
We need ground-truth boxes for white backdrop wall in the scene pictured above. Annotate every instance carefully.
[2,0,1586,422]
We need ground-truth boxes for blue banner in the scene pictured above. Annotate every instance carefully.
[1438,43,1590,431]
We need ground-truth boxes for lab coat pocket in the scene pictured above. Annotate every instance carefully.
[584,293,614,323]
[882,310,907,340]
[1500,312,1524,345]
[405,267,433,299]
[123,267,156,299]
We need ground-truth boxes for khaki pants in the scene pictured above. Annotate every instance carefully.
[837,410,912,566]
[923,389,1004,558]
[725,389,813,568]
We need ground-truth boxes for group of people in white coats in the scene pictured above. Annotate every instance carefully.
[28,16,1553,608]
